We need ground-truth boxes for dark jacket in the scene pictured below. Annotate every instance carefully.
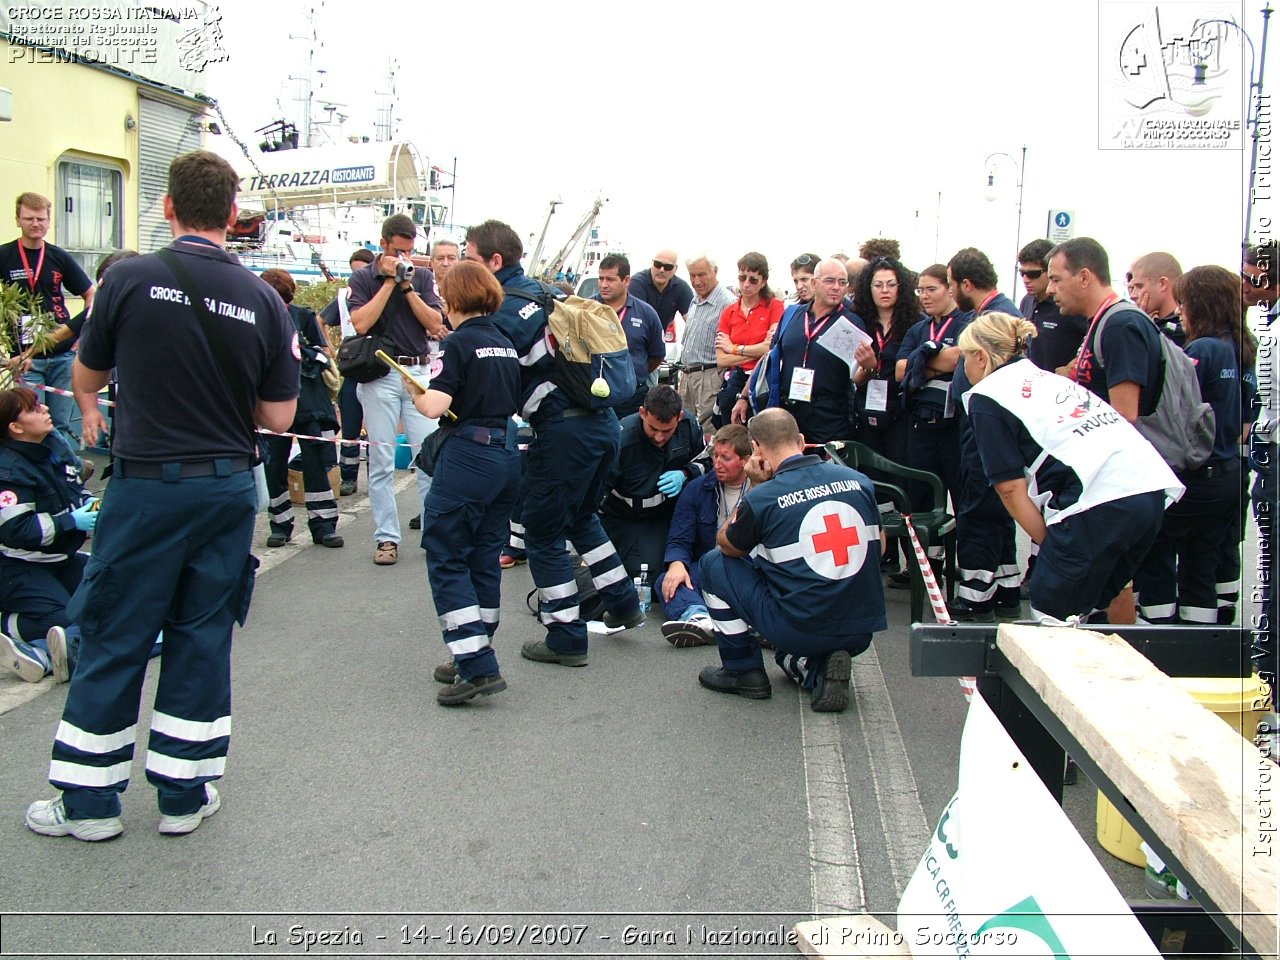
[663,471,723,566]
[0,435,87,564]
[602,411,706,520]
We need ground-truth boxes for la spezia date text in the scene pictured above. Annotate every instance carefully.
[250,922,1016,950]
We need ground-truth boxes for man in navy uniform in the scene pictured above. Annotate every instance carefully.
[600,384,706,581]
[697,408,887,712]
[319,248,377,496]
[1126,251,1185,346]
[465,220,643,669]
[26,150,299,841]
[594,254,661,419]
[1017,239,1087,375]
[946,247,1024,620]
[1049,237,1164,626]
[732,258,864,444]
[628,248,694,336]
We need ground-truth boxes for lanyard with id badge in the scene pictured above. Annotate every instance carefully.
[863,327,889,413]
[787,307,837,404]
[16,243,45,348]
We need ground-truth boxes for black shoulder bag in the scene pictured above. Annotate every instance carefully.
[336,280,395,382]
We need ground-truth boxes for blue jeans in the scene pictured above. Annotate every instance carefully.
[25,352,78,454]
[356,369,435,544]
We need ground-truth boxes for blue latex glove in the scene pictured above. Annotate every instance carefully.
[71,499,98,533]
[657,470,686,497]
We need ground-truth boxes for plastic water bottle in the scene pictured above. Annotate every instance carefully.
[636,564,651,614]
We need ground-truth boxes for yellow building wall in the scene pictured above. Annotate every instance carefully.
[1,41,202,253]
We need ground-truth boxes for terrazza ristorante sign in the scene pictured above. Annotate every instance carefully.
[241,165,377,193]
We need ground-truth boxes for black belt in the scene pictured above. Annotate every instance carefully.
[456,426,508,446]
[1179,458,1239,481]
[114,457,253,480]
[395,355,429,367]
[682,362,717,374]
[560,407,594,418]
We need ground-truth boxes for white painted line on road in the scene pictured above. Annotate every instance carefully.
[800,691,865,916]
[852,642,931,899]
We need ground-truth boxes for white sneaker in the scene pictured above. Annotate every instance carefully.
[1,631,48,682]
[661,615,716,648]
[158,784,221,835]
[26,796,123,841]
[45,626,70,683]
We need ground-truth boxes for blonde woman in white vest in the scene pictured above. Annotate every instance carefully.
[957,313,1184,624]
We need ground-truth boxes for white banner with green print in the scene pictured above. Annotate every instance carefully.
[897,694,1160,958]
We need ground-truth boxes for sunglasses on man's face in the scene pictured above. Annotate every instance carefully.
[1019,269,1045,280]
[653,260,676,271]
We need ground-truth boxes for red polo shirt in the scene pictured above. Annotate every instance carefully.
[718,297,784,371]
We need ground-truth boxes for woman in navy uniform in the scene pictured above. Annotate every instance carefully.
[259,269,342,549]
[958,313,1183,623]
[1134,266,1252,624]
[0,386,97,682]
[405,261,521,705]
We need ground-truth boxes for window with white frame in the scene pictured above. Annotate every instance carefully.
[56,158,123,278]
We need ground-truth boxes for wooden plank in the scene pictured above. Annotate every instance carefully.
[997,624,1278,957]
[795,916,911,958]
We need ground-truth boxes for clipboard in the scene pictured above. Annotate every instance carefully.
[374,349,458,421]
[375,349,429,392]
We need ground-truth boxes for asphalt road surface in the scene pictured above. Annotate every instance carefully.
[0,464,1240,959]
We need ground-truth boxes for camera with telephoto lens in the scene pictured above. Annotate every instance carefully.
[395,259,415,283]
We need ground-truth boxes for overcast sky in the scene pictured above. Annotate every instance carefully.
[205,0,1269,294]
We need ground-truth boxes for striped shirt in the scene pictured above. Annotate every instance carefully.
[681,284,736,365]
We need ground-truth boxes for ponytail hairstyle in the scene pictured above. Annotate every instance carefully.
[957,312,1038,370]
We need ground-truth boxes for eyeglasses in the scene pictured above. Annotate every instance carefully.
[916,285,946,296]
[653,260,676,271]
[738,273,763,284]
[871,280,899,291]
[817,277,849,287]
[793,254,817,267]
[1242,270,1268,287]
[1019,269,1045,280]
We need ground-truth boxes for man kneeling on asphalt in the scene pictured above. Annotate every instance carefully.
[657,423,751,647]
[697,408,887,712]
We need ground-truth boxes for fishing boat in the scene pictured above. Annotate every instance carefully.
[221,130,456,282]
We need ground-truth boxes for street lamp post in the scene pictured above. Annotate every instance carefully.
[1190,4,1273,250]
[984,145,1027,298]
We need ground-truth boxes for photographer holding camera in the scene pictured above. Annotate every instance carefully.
[347,214,447,565]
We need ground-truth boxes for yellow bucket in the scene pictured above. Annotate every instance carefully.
[1096,674,1271,867]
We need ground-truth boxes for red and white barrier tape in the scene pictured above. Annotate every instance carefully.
[27,382,417,450]
[901,513,977,703]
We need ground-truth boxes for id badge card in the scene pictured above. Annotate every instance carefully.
[17,315,33,348]
[865,378,889,412]
[789,367,815,403]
